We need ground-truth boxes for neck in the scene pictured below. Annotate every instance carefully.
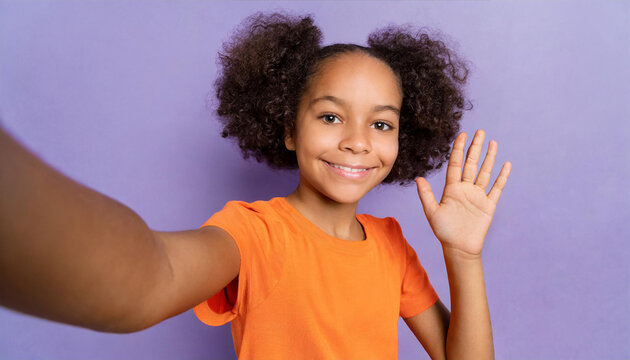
[285,181,364,241]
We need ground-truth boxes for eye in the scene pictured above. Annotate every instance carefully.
[371,121,393,131]
[320,113,342,124]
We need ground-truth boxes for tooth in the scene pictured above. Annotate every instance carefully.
[331,163,366,172]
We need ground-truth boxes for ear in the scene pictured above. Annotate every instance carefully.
[284,128,296,151]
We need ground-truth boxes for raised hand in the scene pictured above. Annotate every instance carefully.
[415,129,511,257]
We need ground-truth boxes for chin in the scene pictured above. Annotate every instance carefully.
[316,183,375,205]
[325,192,364,205]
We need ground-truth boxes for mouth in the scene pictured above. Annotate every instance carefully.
[323,160,375,179]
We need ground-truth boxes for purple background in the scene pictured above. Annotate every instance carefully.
[1,1,628,359]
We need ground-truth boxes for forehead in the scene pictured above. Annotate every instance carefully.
[304,52,402,106]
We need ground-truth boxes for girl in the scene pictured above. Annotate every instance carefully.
[0,11,511,360]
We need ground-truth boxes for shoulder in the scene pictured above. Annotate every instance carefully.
[216,198,273,214]
[204,198,280,225]
[202,198,287,261]
[360,214,409,271]
[358,213,404,237]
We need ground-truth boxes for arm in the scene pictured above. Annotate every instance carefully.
[407,129,511,359]
[402,248,491,360]
[403,299,450,359]
[0,126,240,333]
[442,246,492,358]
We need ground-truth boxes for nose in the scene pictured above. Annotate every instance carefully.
[339,122,371,154]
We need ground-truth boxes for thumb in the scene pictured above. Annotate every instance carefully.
[415,177,439,220]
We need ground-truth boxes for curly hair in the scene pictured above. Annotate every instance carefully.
[214,11,470,185]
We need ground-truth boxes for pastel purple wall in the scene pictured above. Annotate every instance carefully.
[1,1,628,359]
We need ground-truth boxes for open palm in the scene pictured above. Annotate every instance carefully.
[415,130,512,256]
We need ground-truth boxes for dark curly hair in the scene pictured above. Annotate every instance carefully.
[214,11,470,185]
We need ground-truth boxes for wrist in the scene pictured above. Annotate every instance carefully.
[441,243,483,262]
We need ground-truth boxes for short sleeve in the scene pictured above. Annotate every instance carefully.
[193,201,285,326]
[395,222,439,318]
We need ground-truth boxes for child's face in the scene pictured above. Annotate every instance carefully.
[286,52,402,204]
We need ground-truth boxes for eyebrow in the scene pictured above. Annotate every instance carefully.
[308,95,400,116]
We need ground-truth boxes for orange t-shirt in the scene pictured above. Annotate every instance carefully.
[193,197,439,359]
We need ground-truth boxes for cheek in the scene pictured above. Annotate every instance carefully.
[296,125,337,157]
[377,137,399,167]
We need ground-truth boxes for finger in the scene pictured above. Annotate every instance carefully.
[475,140,497,190]
[445,132,467,185]
[488,161,512,203]
[416,177,439,219]
[461,129,485,183]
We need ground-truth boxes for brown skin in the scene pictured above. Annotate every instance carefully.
[287,52,512,359]
[0,50,510,358]
[0,127,241,333]
[214,12,472,186]
[410,129,512,359]
[285,52,401,241]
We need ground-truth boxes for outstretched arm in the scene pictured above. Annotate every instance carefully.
[0,126,240,333]
[413,129,511,359]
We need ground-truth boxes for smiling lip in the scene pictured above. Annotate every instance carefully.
[323,160,374,179]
